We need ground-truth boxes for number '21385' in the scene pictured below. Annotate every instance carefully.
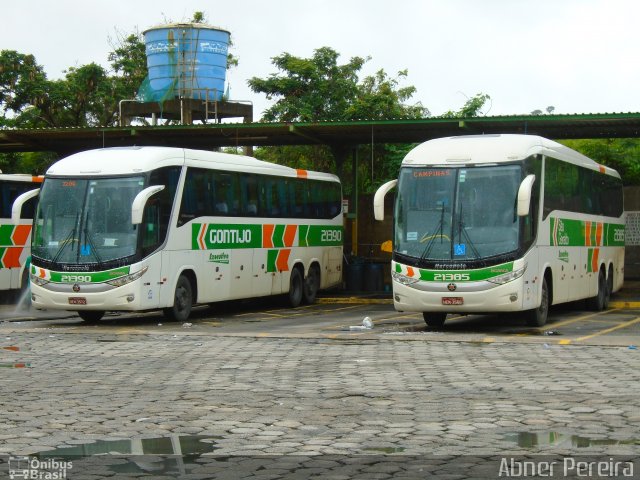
[433,273,470,281]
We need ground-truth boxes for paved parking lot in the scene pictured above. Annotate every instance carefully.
[3,287,640,346]
[0,287,639,478]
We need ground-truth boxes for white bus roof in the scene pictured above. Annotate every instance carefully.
[403,134,620,178]
[45,147,340,183]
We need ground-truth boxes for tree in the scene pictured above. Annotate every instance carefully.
[0,11,228,172]
[249,47,428,192]
[108,31,148,101]
[442,93,491,118]
[248,47,427,123]
[561,138,640,185]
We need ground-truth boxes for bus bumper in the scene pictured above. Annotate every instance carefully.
[30,283,144,312]
[392,277,525,313]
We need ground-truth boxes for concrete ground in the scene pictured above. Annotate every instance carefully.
[0,284,638,478]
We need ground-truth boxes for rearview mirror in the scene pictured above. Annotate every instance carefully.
[517,174,536,217]
[11,188,40,224]
[373,179,397,221]
[131,185,165,225]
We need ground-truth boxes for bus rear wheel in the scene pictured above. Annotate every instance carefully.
[587,269,609,311]
[164,275,193,322]
[525,277,549,327]
[78,310,105,323]
[302,265,320,304]
[288,267,303,308]
[423,312,447,329]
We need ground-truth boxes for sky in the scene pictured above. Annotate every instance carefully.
[2,0,639,120]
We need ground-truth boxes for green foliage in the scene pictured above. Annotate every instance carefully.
[248,47,428,191]
[0,13,216,172]
[191,11,206,23]
[561,138,640,185]
[108,31,148,100]
[248,47,427,123]
[441,93,491,118]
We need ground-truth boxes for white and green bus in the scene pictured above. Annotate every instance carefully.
[374,134,624,328]
[1,173,43,297]
[18,147,343,321]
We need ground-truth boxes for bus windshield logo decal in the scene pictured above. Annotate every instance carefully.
[454,244,466,256]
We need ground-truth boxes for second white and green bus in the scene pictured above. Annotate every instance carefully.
[1,173,43,298]
[374,134,624,328]
[18,147,343,321]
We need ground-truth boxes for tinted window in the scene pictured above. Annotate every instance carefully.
[544,157,623,218]
[179,168,341,224]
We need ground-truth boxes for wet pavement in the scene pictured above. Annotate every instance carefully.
[0,284,639,478]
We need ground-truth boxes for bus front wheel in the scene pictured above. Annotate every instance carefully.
[423,312,447,329]
[526,277,549,327]
[78,310,105,323]
[164,275,193,322]
[288,268,303,308]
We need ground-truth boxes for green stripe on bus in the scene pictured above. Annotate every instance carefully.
[40,266,131,283]
[418,262,514,282]
[267,250,279,273]
[191,223,343,249]
[273,225,285,248]
[550,217,624,247]
[299,225,309,247]
[0,225,13,245]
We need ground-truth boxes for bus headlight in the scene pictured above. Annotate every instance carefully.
[392,271,420,286]
[486,264,527,285]
[30,274,50,286]
[106,267,148,288]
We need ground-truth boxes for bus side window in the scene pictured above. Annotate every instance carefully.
[242,175,259,216]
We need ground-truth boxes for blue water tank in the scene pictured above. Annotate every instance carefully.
[143,23,230,101]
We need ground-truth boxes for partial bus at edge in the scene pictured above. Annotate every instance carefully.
[14,147,343,321]
[1,173,43,298]
[374,134,624,328]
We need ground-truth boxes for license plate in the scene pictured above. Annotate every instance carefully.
[68,297,87,305]
[442,297,463,305]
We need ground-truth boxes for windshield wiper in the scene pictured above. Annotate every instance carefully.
[456,203,480,259]
[81,222,103,264]
[51,213,79,264]
[420,203,448,261]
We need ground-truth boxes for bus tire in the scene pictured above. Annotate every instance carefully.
[164,275,193,322]
[587,269,609,311]
[288,267,303,308]
[423,312,446,329]
[525,277,549,327]
[78,310,105,323]
[302,264,320,304]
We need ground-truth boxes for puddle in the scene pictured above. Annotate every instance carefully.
[504,432,640,448]
[96,337,136,343]
[363,446,406,454]
[0,362,30,368]
[35,435,221,476]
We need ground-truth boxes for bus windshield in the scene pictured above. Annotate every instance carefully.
[394,165,521,262]
[33,176,146,266]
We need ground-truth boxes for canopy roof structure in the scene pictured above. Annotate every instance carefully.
[1,112,639,156]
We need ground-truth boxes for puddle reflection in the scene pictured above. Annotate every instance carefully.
[36,434,220,476]
[504,432,640,448]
